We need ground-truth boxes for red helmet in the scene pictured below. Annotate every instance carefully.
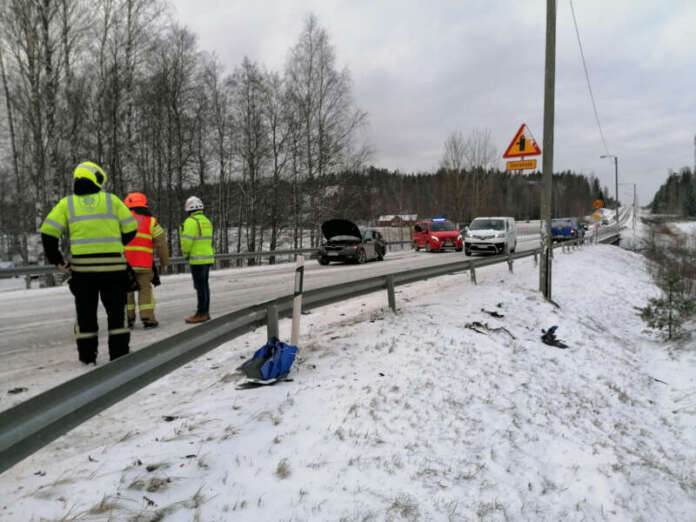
[125,192,148,208]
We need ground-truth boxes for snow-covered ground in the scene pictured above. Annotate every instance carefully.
[672,221,696,235]
[669,221,696,250]
[1,233,695,520]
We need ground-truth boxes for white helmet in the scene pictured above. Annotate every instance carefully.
[185,196,204,212]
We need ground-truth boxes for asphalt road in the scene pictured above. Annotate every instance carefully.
[0,238,545,404]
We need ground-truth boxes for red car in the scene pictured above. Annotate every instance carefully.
[412,218,463,252]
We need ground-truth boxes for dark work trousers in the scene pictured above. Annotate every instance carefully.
[191,264,211,315]
[69,271,130,363]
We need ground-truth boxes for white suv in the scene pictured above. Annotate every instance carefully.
[464,217,517,255]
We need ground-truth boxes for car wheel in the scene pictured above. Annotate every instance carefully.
[318,256,330,265]
[357,249,367,264]
[455,247,463,252]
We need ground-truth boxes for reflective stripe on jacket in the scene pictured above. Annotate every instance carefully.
[180,212,214,265]
[40,192,137,272]
[125,214,154,268]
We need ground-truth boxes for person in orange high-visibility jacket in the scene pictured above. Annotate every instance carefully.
[40,162,138,364]
[123,192,170,328]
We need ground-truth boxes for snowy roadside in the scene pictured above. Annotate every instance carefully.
[1,244,694,521]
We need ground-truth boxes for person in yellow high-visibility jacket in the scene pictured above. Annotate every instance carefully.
[179,196,214,323]
[40,162,138,364]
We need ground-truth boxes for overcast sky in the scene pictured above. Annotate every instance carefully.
[171,0,696,205]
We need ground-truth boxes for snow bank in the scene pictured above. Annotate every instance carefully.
[1,245,694,521]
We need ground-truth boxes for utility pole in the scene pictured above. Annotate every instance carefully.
[601,154,619,228]
[539,0,556,300]
[620,182,636,233]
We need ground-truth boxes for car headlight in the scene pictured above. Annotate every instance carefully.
[430,235,439,242]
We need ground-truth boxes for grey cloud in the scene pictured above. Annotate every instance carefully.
[172,0,696,204]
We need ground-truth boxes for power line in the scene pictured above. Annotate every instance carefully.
[569,0,610,155]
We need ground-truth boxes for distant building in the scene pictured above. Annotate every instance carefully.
[377,214,418,227]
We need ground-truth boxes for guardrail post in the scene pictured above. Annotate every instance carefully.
[266,304,279,340]
[507,254,513,273]
[386,275,396,312]
[291,256,304,347]
[470,266,477,285]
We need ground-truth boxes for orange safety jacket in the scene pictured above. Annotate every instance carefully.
[125,213,155,268]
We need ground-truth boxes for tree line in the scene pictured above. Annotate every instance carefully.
[0,1,607,265]
[0,2,367,261]
[650,167,696,216]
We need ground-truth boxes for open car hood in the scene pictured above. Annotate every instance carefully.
[321,219,362,241]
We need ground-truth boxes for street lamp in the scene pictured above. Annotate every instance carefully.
[600,154,619,228]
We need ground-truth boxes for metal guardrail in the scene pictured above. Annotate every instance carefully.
[0,242,416,279]
[0,228,628,473]
[0,246,538,473]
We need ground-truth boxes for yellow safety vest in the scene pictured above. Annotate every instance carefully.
[40,192,138,272]
[180,212,215,265]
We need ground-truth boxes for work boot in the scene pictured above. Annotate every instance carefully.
[78,348,97,365]
[142,319,159,329]
[77,341,98,365]
[185,314,209,324]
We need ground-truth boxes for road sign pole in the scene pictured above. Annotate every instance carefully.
[539,0,556,300]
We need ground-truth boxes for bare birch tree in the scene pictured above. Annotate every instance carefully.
[262,70,292,262]
[231,57,270,260]
[286,13,367,245]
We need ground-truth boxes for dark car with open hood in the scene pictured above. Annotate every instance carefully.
[318,219,386,265]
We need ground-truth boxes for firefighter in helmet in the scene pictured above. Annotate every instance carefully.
[123,192,170,328]
[180,196,214,323]
[40,162,138,364]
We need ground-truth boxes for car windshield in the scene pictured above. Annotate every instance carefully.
[470,219,504,231]
[429,221,455,231]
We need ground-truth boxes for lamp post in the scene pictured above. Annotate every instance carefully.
[600,154,619,228]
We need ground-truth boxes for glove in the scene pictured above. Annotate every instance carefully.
[152,263,161,287]
[125,264,140,292]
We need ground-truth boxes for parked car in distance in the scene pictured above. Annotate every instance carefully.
[551,218,585,242]
[463,217,517,256]
[412,218,463,252]
[317,219,386,265]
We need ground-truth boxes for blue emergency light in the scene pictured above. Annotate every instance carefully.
[431,217,447,222]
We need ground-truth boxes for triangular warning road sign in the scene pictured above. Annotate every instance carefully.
[503,124,541,158]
